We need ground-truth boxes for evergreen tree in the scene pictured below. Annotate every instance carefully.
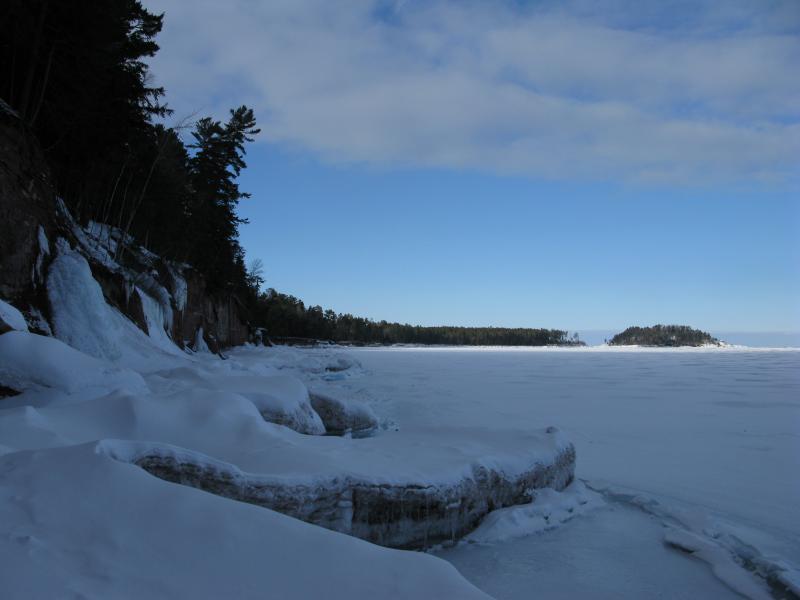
[187,106,260,290]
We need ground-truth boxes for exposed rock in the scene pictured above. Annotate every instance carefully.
[0,384,20,398]
[0,108,58,310]
[309,391,379,436]
[130,440,575,549]
[1,107,250,353]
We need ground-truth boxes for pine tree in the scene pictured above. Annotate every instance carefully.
[188,106,260,290]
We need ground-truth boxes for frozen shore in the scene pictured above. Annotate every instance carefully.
[0,237,577,597]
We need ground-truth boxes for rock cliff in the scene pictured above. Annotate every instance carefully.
[0,106,249,352]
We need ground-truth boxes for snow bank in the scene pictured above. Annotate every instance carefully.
[0,353,575,549]
[0,298,27,333]
[233,375,325,435]
[0,319,581,591]
[0,331,146,396]
[0,443,490,600]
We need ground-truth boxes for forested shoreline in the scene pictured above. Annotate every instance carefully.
[253,290,582,346]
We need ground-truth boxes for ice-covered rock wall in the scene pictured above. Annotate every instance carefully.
[0,105,250,353]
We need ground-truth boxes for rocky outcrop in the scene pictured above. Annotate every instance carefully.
[0,106,249,353]
[0,106,58,313]
[309,391,379,436]
[239,376,326,435]
[130,441,575,550]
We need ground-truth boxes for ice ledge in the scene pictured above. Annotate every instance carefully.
[99,438,575,549]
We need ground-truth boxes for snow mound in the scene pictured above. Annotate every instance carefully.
[0,443,490,600]
[0,298,27,333]
[465,480,605,544]
[0,331,146,397]
[309,389,379,436]
[230,375,326,435]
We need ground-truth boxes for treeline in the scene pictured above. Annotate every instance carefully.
[610,325,719,347]
[253,290,581,346]
[1,1,257,294]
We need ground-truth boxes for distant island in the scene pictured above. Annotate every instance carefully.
[609,325,721,347]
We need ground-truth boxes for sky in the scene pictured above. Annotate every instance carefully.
[142,0,800,333]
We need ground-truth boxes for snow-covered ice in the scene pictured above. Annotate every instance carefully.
[0,286,572,596]
[2,272,798,599]
[463,480,605,544]
[0,442,490,600]
[342,346,800,599]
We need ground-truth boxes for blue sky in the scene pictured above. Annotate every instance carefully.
[143,0,800,332]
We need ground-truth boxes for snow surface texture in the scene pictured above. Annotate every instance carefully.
[0,443,490,600]
[0,331,146,397]
[5,243,799,600]
[348,347,799,600]
[0,298,28,333]
[0,271,574,596]
[199,372,327,435]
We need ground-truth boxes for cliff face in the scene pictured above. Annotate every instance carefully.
[0,103,57,309]
[0,105,249,352]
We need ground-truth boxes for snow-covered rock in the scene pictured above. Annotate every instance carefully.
[0,330,146,396]
[0,338,575,549]
[325,354,362,372]
[0,298,27,334]
[309,390,379,436]
[120,429,575,549]
[234,375,326,435]
[0,443,490,600]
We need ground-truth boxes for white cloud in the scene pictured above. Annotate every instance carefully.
[145,0,800,184]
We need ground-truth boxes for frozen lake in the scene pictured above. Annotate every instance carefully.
[338,347,800,598]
